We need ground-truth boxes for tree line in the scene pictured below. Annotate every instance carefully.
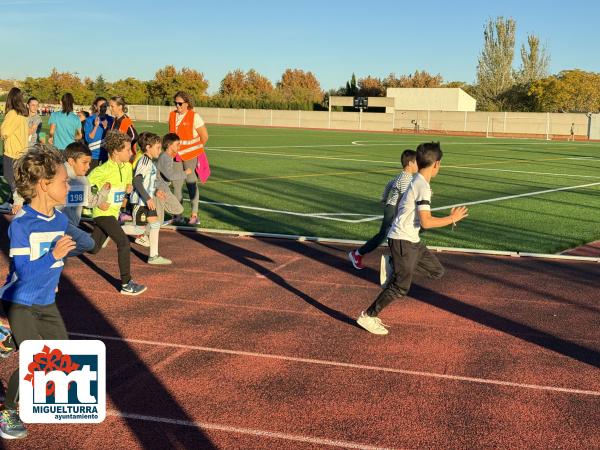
[1,17,598,113]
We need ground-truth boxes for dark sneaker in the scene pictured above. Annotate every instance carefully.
[0,409,28,439]
[348,250,365,270]
[120,280,147,296]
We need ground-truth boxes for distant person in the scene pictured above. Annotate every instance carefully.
[77,110,89,141]
[0,87,29,213]
[84,96,113,169]
[349,149,418,269]
[570,123,575,141]
[169,90,209,225]
[48,93,82,150]
[356,142,469,335]
[26,97,42,145]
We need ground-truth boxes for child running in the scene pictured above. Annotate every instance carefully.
[348,149,417,269]
[130,132,181,265]
[357,142,468,335]
[87,131,146,295]
[61,141,111,256]
[0,144,75,439]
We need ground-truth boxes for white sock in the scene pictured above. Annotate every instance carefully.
[149,222,160,257]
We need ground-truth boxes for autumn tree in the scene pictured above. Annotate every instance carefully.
[516,34,550,84]
[276,69,323,108]
[475,17,517,111]
[148,65,208,105]
[358,76,384,96]
[21,69,94,104]
[109,77,149,104]
[220,69,273,97]
[382,71,443,90]
[529,69,600,112]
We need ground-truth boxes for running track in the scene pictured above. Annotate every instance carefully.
[0,215,599,449]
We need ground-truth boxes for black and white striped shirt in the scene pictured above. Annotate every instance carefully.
[381,171,413,206]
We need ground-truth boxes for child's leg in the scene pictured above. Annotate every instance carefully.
[146,214,160,258]
[89,220,109,254]
[365,239,420,317]
[1,302,43,410]
[413,245,445,280]
[182,158,199,216]
[358,204,397,256]
[172,161,185,205]
[162,190,184,217]
[37,302,69,340]
[94,216,131,285]
[66,222,95,257]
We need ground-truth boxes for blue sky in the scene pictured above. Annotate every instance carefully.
[1,0,598,93]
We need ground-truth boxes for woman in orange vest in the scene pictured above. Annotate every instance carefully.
[168,91,209,225]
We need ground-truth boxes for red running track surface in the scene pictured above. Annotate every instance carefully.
[0,221,598,449]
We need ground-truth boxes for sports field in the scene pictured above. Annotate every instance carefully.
[2,118,600,253]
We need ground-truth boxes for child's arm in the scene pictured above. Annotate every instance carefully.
[157,154,189,182]
[87,182,110,208]
[132,174,152,204]
[9,227,74,281]
[419,206,468,229]
[87,164,104,189]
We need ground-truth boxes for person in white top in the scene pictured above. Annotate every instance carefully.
[357,142,469,335]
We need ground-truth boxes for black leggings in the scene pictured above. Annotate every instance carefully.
[358,204,397,256]
[2,155,16,202]
[1,301,68,410]
[89,215,131,285]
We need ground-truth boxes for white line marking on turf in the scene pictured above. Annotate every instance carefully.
[71,332,600,397]
[106,411,391,450]
[198,181,600,224]
[430,181,600,212]
[445,167,600,179]
[208,147,399,165]
[198,200,381,223]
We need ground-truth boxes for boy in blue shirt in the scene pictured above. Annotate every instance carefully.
[0,144,76,439]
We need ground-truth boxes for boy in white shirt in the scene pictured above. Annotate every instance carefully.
[357,142,469,335]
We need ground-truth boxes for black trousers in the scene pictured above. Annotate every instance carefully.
[89,215,131,285]
[358,204,397,256]
[366,239,445,317]
[2,155,16,203]
[1,301,68,410]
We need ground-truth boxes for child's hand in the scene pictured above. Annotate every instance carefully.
[155,191,167,200]
[102,182,111,191]
[126,184,133,194]
[185,168,192,175]
[11,204,22,215]
[98,202,110,211]
[450,206,469,223]
[147,198,156,211]
[94,116,100,127]
[52,236,76,260]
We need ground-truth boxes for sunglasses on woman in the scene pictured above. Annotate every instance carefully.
[175,102,185,106]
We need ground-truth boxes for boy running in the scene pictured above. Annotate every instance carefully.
[61,141,111,256]
[349,149,417,269]
[357,142,468,335]
[130,132,182,265]
[87,131,146,295]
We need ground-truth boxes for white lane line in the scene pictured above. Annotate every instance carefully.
[71,332,600,397]
[445,167,600,179]
[106,411,391,450]
[430,181,600,212]
[208,147,399,165]
[198,200,381,223]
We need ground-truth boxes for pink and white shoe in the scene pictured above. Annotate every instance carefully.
[348,250,365,270]
[188,215,199,226]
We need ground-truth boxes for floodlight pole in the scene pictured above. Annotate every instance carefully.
[359,107,363,130]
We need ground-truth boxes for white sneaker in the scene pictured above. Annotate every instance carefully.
[148,255,172,265]
[134,235,150,247]
[380,254,393,288]
[357,311,389,335]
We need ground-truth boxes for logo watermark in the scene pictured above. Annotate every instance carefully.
[19,340,106,423]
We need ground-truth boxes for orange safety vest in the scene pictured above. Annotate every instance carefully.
[111,114,137,159]
[169,110,204,161]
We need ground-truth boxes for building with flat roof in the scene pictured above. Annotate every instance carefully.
[386,88,476,112]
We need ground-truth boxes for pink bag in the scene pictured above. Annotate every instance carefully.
[195,151,211,184]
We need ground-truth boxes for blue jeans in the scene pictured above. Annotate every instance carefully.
[66,222,95,257]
